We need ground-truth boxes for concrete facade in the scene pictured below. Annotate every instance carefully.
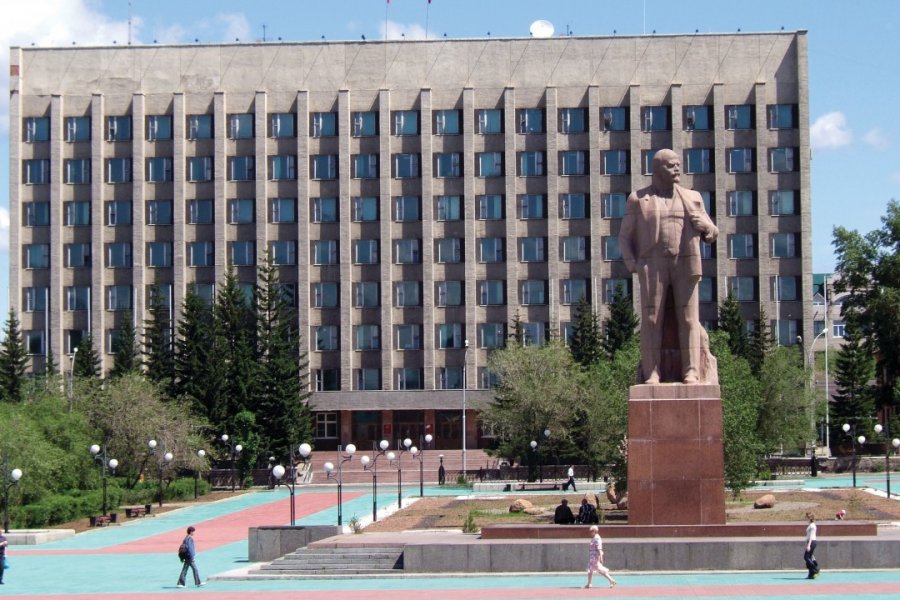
[9,32,811,450]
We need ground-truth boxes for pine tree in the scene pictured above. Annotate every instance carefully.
[110,311,140,378]
[45,347,58,376]
[174,286,220,417]
[143,286,175,393]
[569,296,604,367]
[214,265,258,426]
[832,311,876,430]
[603,287,639,358]
[748,306,773,375]
[718,293,750,360]
[509,310,526,347]
[73,334,102,378]
[0,309,29,402]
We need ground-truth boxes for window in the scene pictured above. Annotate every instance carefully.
[698,278,715,302]
[641,149,660,175]
[769,147,797,173]
[519,237,546,262]
[559,108,587,133]
[270,197,296,223]
[24,117,50,142]
[314,325,339,351]
[147,115,172,140]
[559,151,587,176]
[351,111,378,137]
[478,280,505,305]
[684,105,711,130]
[26,330,46,355]
[313,240,338,265]
[604,278,630,304]
[603,193,626,218]
[64,159,91,184]
[269,112,295,138]
[311,154,337,179]
[392,110,418,135]
[395,324,422,350]
[700,240,714,259]
[768,104,798,129]
[833,320,846,339]
[479,323,505,349]
[437,367,464,390]
[517,108,544,134]
[106,116,132,141]
[773,276,798,301]
[395,281,421,307]
[562,236,588,262]
[602,107,628,131]
[727,148,754,173]
[277,283,297,307]
[65,116,91,142]
[24,202,50,226]
[354,281,379,307]
[684,148,712,174]
[106,200,132,225]
[437,323,463,349]
[353,239,379,264]
[270,240,297,265]
[354,325,380,350]
[522,322,547,347]
[518,151,545,176]
[477,152,503,177]
[476,109,503,134]
[436,281,463,307]
[316,412,339,437]
[394,239,421,264]
[517,194,545,219]
[25,244,50,269]
[187,156,213,182]
[436,195,462,221]
[396,368,423,390]
[105,285,132,311]
[315,369,341,391]
[700,191,715,217]
[604,150,628,175]
[520,280,546,304]
[772,320,800,347]
[352,196,378,222]
[352,154,378,179]
[312,282,339,308]
[728,234,755,259]
[270,155,297,180]
[312,197,338,223]
[561,193,587,219]
[106,158,132,183]
[228,113,254,139]
[727,191,755,216]
[771,190,797,216]
[229,198,255,224]
[477,195,503,220]
[188,199,214,224]
[813,320,826,337]
[642,106,670,131]
[311,112,337,137]
[436,238,462,263]
[435,110,461,135]
[603,236,621,260]
[729,276,756,301]
[147,242,173,267]
[187,241,214,267]
[24,287,48,312]
[394,196,420,221]
[146,157,173,183]
[187,114,213,139]
[393,153,420,178]
[562,279,588,305]
[64,243,90,268]
[772,233,798,258]
[726,105,754,129]
[478,237,504,263]
[229,241,256,266]
[147,200,173,225]
[435,152,461,177]
[106,242,132,268]
[229,156,255,181]
[24,159,50,184]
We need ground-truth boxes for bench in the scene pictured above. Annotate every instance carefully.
[124,505,151,518]
[517,482,560,491]
[90,515,113,527]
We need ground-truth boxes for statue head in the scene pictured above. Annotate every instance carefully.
[651,149,681,190]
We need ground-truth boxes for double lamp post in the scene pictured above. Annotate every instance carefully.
[272,443,312,526]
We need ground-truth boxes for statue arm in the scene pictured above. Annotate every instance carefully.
[684,191,718,243]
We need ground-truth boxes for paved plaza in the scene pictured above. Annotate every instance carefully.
[2,475,899,599]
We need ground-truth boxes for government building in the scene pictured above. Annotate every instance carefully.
[9,31,811,451]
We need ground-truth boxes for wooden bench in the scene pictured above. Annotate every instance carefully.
[124,505,150,518]
[517,482,560,491]
[90,515,113,527]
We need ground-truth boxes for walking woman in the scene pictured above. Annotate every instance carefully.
[584,525,617,589]
[804,513,820,579]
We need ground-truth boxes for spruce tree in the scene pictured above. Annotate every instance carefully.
[832,311,876,430]
[73,334,102,378]
[110,311,140,378]
[143,286,175,393]
[603,287,639,358]
[0,309,29,402]
[45,347,58,377]
[718,293,750,360]
[174,286,220,417]
[509,310,526,347]
[569,296,604,367]
[214,265,258,426]
[748,306,773,375]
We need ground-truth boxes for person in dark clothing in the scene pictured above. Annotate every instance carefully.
[577,498,599,524]
[554,499,575,524]
[177,526,205,588]
[0,532,8,584]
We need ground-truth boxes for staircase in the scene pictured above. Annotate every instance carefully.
[304,448,498,485]
[249,545,404,578]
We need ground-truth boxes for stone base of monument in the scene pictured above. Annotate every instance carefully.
[627,383,725,525]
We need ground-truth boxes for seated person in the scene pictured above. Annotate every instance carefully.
[577,497,599,524]
[553,498,575,524]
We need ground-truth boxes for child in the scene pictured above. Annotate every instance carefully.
[585,525,617,589]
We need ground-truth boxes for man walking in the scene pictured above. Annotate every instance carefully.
[177,526,205,588]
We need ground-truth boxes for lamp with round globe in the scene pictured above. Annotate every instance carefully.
[361,440,391,522]
[323,443,356,526]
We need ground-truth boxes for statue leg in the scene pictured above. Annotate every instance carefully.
[637,263,666,384]
[672,268,703,383]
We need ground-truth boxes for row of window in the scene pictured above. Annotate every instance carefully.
[22,103,798,144]
[21,146,799,185]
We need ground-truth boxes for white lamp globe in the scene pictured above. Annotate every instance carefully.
[272,465,286,479]
[299,443,312,458]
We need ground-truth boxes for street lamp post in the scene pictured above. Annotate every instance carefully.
[278,442,312,526]
[873,423,900,497]
[414,433,434,497]
[529,439,539,482]
[89,444,119,516]
[542,429,551,481]
[462,339,470,478]
[148,439,174,507]
[842,423,867,488]
[67,346,78,412]
[360,440,390,522]
[323,444,356,526]
[805,328,830,461]
[194,449,206,499]
[2,450,23,533]
[220,434,243,493]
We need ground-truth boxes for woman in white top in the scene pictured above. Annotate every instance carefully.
[584,525,617,589]
[804,513,819,579]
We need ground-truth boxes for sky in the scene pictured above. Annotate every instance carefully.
[2,0,899,322]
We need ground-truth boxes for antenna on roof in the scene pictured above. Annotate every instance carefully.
[128,0,132,45]
[529,20,554,38]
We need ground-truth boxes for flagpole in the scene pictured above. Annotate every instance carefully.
[426,0,431,40]
[385,0,389,41]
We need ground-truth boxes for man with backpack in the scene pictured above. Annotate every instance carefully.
[176,526,205,588]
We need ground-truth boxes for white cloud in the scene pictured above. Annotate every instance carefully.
[863,128,890,150]
[810,112,853,150]
[216,13,251,42]
[0,207,9,252]
[380,20,427,41]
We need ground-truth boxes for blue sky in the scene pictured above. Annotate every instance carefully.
[2,0,899,323]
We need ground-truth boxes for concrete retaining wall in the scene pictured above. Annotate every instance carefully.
[248,526,341,562]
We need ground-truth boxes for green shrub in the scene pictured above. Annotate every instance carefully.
[462,510,479,534]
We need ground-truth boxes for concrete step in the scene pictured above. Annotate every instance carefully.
[250,545,404,576]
